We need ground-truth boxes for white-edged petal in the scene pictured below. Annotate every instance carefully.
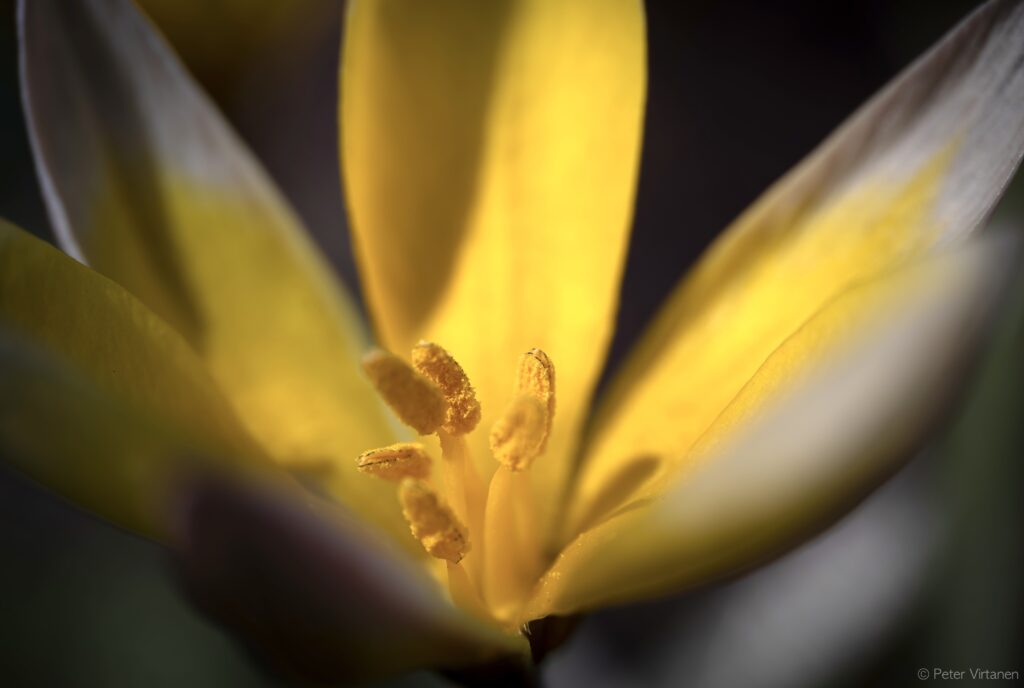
[529,232,1019,616]
[573,0,1024,550]
[18,0,406,544]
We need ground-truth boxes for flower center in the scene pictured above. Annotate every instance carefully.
[356,340,556,623]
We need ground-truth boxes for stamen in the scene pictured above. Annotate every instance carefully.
[362,348,447,435]
[398,479,471,563]
[489,394,548,471]
[356,442,432,481]
[516,349,555,453]
[412,341,482,435]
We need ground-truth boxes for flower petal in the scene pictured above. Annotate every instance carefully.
[546,463,937,688]
[526,233,1019,617]
[341,0,646,528]
[175,474,527,683]
[19,0,402,535]
[0,221,258,448]
[0,332,212,539]
[575,0,1024,517]
[0,223,258,537]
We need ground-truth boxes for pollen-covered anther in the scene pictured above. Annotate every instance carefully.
[398,479,470,563]
[489,394,548,471]
[412,341,482,435]
[516,348,556,453]
[356,443,432,481]
[362,348,447,435]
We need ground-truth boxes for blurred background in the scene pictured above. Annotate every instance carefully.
[1,0,1021,686]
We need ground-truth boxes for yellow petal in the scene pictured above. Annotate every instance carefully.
[0,222,257,537]
[0,222,258,458]
[526,233,1019,617]
[1,330,209,539]
[19,0,404,540]
[342,0,646,537]
[573,0,1024,525]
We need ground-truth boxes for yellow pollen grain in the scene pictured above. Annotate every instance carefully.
[356,442,432,481]
[362,348,447,435]
[516,348,555,453]
[398,479,470,563]
[489,394,548,471]
[411,341,482,435]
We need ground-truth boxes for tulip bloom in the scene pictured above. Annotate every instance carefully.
[2,0,1023,682]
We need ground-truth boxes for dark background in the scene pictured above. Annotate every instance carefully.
[1,1,1021,686]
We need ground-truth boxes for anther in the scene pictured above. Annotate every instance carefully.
[516,349,555,453]
[398,479,471,563]
[489,394,548,471]
[362,348,447,435]
[412,341,482,435]
[356,443,432,481]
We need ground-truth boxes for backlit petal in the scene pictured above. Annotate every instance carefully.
[0,222,258,537]
[1,330,212,539]
[341,0,646,533]
[19,0,403,538]
[527,234,1018,616]
[0,221,258,455]
[575,0,1024,520]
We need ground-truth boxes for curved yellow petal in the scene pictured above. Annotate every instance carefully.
[1,330,211,539]
[0,222,257,537]
[0,222,258,459]
[342,0,646,535]
[19,0,404,539]
[573,0,1024,524]
[526,233,1019,617]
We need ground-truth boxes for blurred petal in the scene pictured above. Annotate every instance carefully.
[527,233,1019,616]
[0,222,263,536]
[576,0,1024,516]
[545,461,938,688]
[19,0,404,540]
[0,324,235,539]
[342,0,646,529]
[175,475,527,683]
[655,463,937,688]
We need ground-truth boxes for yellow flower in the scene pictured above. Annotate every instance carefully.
[2,0,1024,682]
